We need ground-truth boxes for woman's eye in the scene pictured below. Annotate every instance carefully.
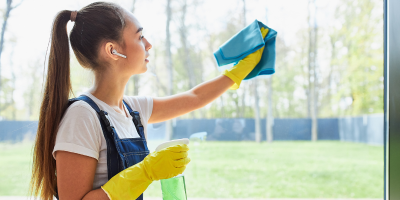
[140,35,144,40]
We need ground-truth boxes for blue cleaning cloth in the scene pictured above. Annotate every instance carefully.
[213,19,277,80]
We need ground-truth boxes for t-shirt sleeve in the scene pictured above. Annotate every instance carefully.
[143,96,154,122]
[127,95,153,122]
[52,102,102,160]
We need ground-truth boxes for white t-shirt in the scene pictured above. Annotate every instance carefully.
[52,91,153,190]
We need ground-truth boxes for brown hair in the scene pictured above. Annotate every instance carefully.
[29,2,127,200]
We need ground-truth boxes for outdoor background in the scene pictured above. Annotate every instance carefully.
[0,0,384,199]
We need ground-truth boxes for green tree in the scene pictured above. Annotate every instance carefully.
[327,0,383,116]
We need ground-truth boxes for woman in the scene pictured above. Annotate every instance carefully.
[29,2,267,200]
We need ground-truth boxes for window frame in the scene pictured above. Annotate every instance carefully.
[384,0,400,199]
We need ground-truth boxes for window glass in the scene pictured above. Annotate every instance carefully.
[0,0,383,198]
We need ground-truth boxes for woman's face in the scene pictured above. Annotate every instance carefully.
[118,10,152,75]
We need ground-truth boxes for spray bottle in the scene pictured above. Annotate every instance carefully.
[155,138,190,200]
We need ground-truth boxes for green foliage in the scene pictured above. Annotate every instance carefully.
[267,0,383,118]
[328,0,384,116]
[269,36,309,118]
[0,77,16,119]
[22,60,44,120]
[0,0,384,120]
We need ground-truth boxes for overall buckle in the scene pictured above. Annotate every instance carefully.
[99,111,114,133]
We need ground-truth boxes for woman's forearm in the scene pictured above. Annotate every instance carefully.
[149,74,234,123]
[190,74,234,108]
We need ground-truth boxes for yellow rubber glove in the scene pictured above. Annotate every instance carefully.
[101,144,190,200]
[222,27,269,90]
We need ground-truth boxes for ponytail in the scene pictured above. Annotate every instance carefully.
[29,10,73,200]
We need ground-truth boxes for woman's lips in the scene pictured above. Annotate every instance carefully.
[145,59,149,62]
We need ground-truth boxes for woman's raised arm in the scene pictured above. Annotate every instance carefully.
[148,75,234,124]
[148,27,269,124]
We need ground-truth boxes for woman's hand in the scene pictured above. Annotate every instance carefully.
[142,144,190,180]
[222,27,269,90]
[101,144,190,200]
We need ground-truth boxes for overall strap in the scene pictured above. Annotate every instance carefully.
[123,100,146,139]
[69,95,118,137]
[68,95,122,179]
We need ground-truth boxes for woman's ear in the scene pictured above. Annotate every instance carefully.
[104,42,120,61]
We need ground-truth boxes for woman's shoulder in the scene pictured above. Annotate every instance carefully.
[62,100,99,121]
[54,100,103,161]
[57,100,103,142]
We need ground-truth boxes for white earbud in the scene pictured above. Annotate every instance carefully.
[112,49,127,58]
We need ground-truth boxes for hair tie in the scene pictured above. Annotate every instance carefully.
[70,11,78,22]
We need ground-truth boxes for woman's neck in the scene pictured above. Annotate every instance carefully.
[88,69,130,112]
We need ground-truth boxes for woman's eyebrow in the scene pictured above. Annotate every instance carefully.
[136,27,143,33]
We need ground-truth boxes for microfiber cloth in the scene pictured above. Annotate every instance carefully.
[214,19,277,80]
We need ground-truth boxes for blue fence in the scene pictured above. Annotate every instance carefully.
[0,121,38,142]
[148,115,383,145]
[168,118,341,141]
[338,114,384,145]
[0,115,383,145]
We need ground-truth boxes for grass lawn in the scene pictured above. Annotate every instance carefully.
[0,141,383,198]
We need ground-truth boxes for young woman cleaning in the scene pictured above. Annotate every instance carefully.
[29,2,268,200]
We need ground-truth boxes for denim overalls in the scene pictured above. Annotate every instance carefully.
[55,95,150,200]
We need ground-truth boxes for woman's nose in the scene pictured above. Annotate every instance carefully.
[144,37,152,51]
